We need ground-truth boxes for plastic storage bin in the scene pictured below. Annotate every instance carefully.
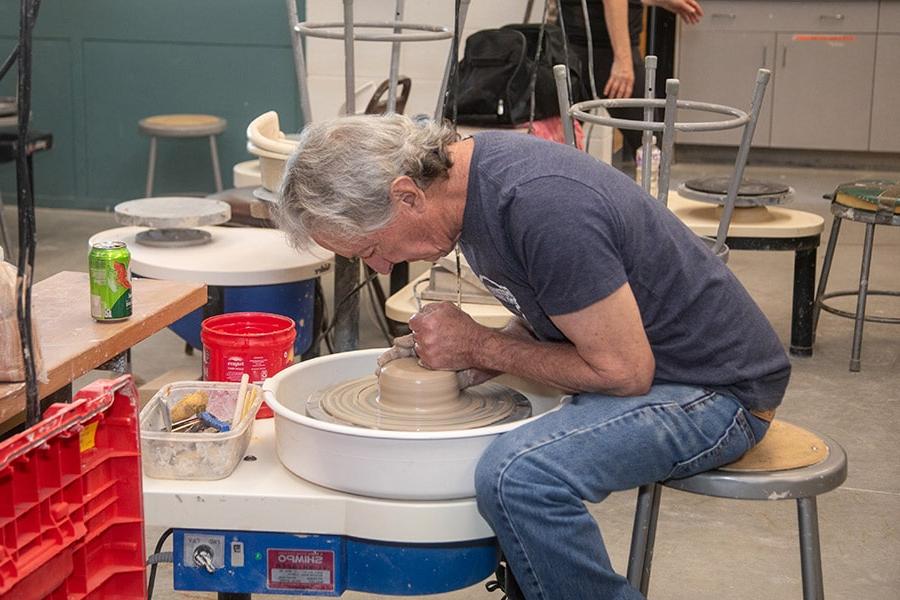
[140,380,264,480]
[0,375,146,599]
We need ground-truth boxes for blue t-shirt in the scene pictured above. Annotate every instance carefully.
[459,132,790,411]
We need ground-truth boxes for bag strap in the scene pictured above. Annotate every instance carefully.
[555,0,575,103]
[526,1,551,133]
[579,0,600,99]
[447,0,463,127]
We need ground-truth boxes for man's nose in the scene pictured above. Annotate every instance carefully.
[364,256,392,274]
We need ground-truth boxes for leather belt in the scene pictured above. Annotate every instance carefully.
[749,409,776,422]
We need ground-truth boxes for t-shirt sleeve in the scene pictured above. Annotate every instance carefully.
[504,176,628,316]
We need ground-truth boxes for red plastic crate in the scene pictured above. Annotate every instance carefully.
[0,376,146,599]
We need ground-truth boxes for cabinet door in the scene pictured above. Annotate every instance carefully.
[770,33,876,150]
[675,31,775,146]
[870,35,900,152]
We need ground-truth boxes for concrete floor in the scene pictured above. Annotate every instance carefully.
[2,162,898,599]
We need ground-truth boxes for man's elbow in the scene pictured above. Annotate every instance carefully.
[605,356,655,397]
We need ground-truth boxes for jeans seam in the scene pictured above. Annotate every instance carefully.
[492,402,676,599]
[664,409,747,480]
[680,389,718,414]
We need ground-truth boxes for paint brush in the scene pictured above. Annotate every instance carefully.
[232,373,250,426]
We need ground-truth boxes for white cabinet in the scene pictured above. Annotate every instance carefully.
[770,33,876,150]
[675,0,892,152]
[675,31,775,146]
[870,34,900,152]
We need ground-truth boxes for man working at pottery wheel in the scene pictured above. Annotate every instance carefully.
[276,114,790,600]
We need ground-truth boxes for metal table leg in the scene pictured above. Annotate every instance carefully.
[790,246,817,357]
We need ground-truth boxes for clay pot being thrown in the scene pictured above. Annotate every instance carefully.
[305,358,531,432]
[376,358,461,414]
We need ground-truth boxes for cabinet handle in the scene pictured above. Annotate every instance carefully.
[819,14,845,21]
[782,46,787,68]
[711,13,736,19]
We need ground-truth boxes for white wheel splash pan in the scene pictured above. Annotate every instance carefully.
[263,349,567,500]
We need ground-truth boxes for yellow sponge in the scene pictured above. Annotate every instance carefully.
[169,390,208,422]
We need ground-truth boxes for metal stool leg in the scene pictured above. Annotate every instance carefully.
[849,223,876,372]
[0,190,12,261]
[145,135,158,197]
[209,134,224,192]
[797,497,825,600]
[627,483,662,595]
[812,215,842,343]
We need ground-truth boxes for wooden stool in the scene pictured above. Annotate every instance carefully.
[627,420,847,600]
[138,114,227,197]
[812,180,900,371]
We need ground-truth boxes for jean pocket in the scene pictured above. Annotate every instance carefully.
[664,410,756,481]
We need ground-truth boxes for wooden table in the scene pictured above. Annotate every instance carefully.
[0,271,206,431]
[668,192,825,356]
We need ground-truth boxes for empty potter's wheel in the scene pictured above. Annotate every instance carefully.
[306,358,531,431]
[679,177,794,207]
[114,197,231,246]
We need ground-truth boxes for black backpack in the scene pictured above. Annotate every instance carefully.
[450,23,586,126]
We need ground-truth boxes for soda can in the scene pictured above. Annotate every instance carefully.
[89,241,132,321]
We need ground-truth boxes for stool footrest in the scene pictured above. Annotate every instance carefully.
[818,289,900,325]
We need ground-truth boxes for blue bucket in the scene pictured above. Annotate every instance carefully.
[169,279,316,355]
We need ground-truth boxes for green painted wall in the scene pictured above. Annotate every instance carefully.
[0,0,305,210]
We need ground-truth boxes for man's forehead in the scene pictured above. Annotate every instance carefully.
[313,230,373,254]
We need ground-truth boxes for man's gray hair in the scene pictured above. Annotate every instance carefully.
[276,114,458,246]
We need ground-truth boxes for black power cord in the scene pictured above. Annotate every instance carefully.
[146,528,174,598]
[10,0,41,427]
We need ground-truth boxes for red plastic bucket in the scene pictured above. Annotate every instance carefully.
[201,312,296,418]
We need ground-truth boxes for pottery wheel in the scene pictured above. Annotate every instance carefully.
[679,177,794,207]
[307,358,532,432]
[114,197,231,246]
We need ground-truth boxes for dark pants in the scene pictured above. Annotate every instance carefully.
[571,44,647,161]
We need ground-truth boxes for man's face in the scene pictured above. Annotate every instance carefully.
[311,176,458,274]
[312,213,454,275]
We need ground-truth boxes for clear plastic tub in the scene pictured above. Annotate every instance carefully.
[139,381,264,480]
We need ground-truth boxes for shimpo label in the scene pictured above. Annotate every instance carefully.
[267,549,334,591]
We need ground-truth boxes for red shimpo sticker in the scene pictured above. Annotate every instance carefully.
[267,549,335,591]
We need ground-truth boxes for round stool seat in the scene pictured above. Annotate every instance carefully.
[834,179,900,217]
[663,421,847,500]
[139,114,227,138]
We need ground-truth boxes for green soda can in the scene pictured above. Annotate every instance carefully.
[89,241,133,321]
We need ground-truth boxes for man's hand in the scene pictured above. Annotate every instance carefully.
[408,302,489,371]
[643,0,703,24]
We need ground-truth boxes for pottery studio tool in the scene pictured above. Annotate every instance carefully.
[417,253,500,306]
[232,373,250,426]
[169,389,209,422]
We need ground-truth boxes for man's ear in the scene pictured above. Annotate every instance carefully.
[390,176,425,211]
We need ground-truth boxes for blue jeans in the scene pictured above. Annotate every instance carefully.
[474,384,771,600]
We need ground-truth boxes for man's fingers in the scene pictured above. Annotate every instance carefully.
[375,334,417,374]
[394,333,415,349]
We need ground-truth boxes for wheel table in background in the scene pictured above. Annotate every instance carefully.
[668,192,825,356]
[89,226,333,358]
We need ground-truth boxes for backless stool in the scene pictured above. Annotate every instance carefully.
[812,180,900,371]
[627,420,847,599]
[138,114,227,197]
